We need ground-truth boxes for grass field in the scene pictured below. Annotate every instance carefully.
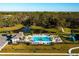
[0,43,79,53]
[30,26,59,33]
[71,49,79,53]
[0,24,24,32]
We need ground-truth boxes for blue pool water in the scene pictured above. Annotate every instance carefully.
[32,35,51,44]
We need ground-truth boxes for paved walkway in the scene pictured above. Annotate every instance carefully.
[0,41,8,51]
[0,53,79,56]
[68,47,79,56]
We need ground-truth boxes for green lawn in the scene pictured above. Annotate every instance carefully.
[0,43,79,53]
[30,26,59,33]
[0,24,24,32]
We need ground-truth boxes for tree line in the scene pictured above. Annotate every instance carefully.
[0,12,79,28]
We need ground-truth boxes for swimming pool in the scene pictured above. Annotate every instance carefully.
[32,35,52,44]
